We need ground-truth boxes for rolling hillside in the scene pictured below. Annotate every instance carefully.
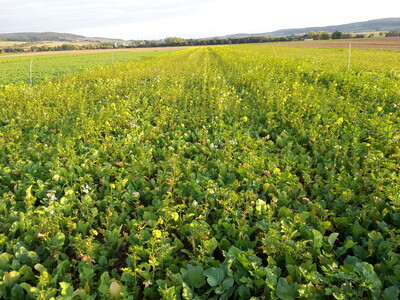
[0,32,123,42]
[2,18,400,43]
[223,18,400,38]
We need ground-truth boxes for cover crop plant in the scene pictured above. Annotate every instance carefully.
[0,45,399,299]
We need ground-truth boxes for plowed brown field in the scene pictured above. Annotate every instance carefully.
[273,37,400,50]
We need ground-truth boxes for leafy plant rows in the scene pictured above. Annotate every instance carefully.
[0,46,399,299]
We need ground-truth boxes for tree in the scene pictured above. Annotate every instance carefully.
[386,31,400,37]
[342,33,353,39]
[332,31,343,39]
[355,34,366,38]
[318,31,331,40]
[305,31,318,40]
[164,37,188,46]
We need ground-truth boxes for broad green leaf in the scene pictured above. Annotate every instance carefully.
[60,282,74,296]
[3,271,20,287]
[378,241,392,255]
[221,277,234,290]
[14,244,29,264]
[20,283,39,298]
[0,253,11,270]
[354,262,382,299]
[238,285,251,299]
[328,233,339,249]
[183,265,206,288]
[98,284,109,295]
[85,281,91,294]
[219,238,231,251]
[382,286,399,300]
[276,278,296,300]
[255,199,267,215]
[343,238,357,250]
[265,267,279,290]
[11,284,24,299]
[312,229,323,249]
[182,282,194,300]
[100,271,110,284]
[52,232,66,249]
[24,185,36,209]
[203,267,225,287]
[19,265,35,282]
[203,237,218,254]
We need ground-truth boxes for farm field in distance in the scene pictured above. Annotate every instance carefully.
[271,36,400,50]
[0,41,91,51]
[0,44,399,299]
[0,49,178,86]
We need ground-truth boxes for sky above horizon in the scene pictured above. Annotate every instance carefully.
[0,0,399,40]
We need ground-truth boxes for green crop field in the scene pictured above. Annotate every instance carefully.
[0,49,175,86]
[0,45,399,299]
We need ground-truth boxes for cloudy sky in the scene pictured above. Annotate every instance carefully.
[0,0,398,40]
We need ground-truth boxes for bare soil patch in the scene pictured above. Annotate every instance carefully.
[273,37,400,50]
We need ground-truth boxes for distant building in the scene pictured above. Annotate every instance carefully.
[113,42,126,48]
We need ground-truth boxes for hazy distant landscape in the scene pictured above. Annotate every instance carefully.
[223,17,400,38]
[1,18,399,55]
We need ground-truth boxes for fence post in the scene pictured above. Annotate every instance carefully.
[30,58,33,86]
[347,43,352,71]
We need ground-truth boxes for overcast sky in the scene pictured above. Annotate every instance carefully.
[0,0,398,40]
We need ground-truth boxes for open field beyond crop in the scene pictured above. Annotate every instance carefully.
[0,45,399,299]
[0,49,176,86]
[0,41,91,50]
[271,37,400,50]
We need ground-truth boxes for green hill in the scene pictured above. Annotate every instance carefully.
[0,32,123,42]
[0,32,85,42]
[224,18,400,38]
[272,17,400,36]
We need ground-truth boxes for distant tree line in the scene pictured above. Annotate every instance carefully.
[0,42,117,53]
[303,31,387,40]
[386,30,400,37]
[1,31,398,54]
[158,31,398,46]
[30,42,116,52]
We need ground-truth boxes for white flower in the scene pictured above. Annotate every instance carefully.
[335,145,342,150]
[229,140,236,145]
[50,210,55,215]
[82,184,92,194]
[46,190,57,200]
